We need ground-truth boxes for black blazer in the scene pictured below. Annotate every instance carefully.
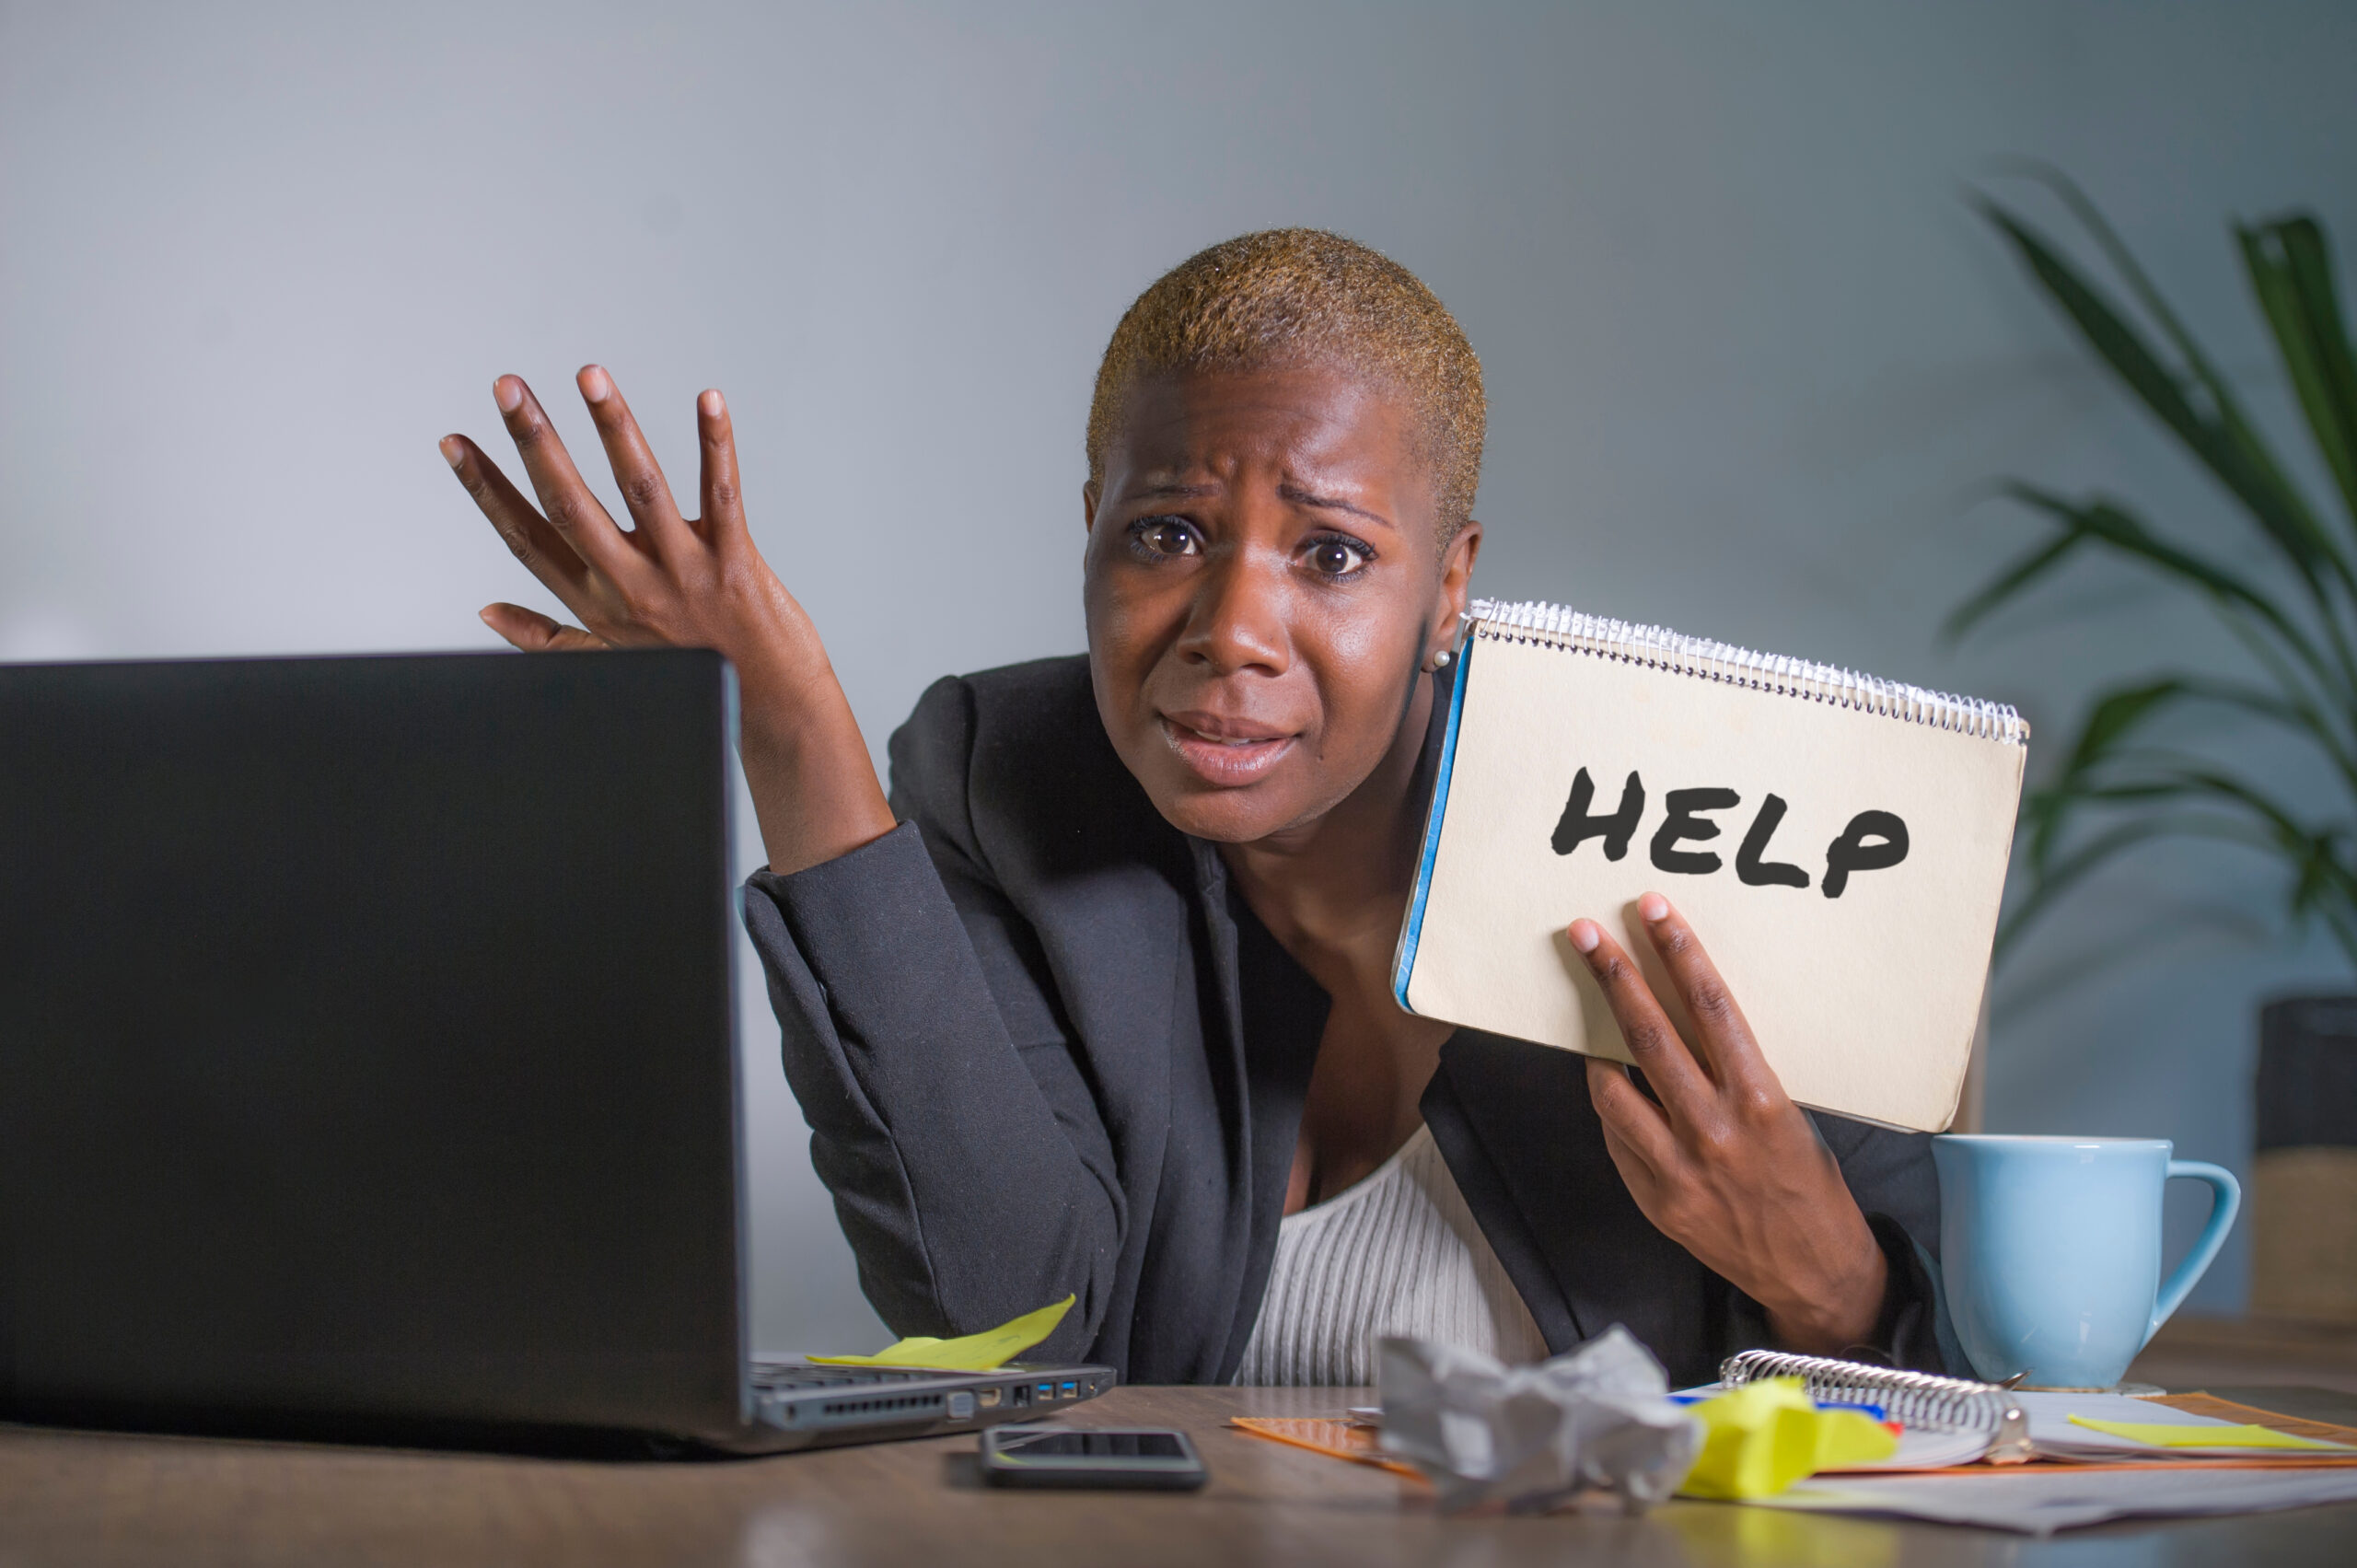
[743,656,1952,1387]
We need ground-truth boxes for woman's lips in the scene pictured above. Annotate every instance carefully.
[1158,712,1296,786]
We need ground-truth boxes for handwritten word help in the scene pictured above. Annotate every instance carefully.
[1550,768,1907,899]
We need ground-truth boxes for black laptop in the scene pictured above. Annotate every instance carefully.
[0,649,1111,1454]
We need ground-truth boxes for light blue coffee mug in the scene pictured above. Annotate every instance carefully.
[1930,1135,2241,1389]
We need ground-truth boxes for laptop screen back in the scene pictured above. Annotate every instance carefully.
[0,650,746,1443]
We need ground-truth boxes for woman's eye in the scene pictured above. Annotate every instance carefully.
[1130,518,1201,558]
[1306,537,1373,577]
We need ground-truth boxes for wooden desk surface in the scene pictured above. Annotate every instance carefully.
[4,1384,2355,1567]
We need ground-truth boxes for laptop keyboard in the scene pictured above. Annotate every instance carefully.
[750,1362,944,1389]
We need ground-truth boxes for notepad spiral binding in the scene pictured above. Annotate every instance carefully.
[1720,1350,2035,1461]
[1469,599,2029,746]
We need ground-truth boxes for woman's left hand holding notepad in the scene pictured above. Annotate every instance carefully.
[1568,897,1891,1359]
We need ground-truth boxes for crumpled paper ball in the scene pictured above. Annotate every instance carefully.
[1376,1326,1703,1514]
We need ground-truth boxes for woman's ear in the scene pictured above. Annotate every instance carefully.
[1082,480,1101,535]
[1433,518,1483,657]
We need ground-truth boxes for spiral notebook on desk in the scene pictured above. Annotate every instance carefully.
[1718,1351,2033,1469]
[1393,600,2029,1132]
[1713,1350,2357,1469]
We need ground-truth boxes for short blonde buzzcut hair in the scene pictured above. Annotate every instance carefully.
[1086,228,1486,543]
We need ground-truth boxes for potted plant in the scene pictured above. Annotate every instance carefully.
[1954,171,2357,1324]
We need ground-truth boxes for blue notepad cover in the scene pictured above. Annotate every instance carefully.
[1393,638,1475,1011]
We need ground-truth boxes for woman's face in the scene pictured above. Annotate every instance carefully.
[1083,365,1481,843]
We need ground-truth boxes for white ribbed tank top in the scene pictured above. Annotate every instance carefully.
[1233,1124,1550,1387]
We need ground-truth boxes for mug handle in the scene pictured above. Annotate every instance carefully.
[2146,1160,2243,1344]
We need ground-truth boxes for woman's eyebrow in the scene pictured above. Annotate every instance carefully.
[1278,482,1395,531]
[1130,481,1222,503]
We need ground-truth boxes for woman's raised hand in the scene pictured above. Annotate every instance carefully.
[1568,896,1890,1355]
[442,367,795,660]
[440,367,895,875]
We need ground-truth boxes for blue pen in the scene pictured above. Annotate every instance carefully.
[1666,1393,1887,1423]
[1817,1400,1887,1423]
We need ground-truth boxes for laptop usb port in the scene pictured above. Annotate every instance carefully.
[1036,1381,1055,1401]
[1060,1381,1078,1399]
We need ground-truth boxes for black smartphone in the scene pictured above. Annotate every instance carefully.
[977,1425,1208,1490]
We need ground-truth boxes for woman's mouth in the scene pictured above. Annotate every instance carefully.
[1158,712,1296,786]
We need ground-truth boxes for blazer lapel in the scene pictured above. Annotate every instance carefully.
[1425,1031,1726,1384]
[1185,844,1329,1380]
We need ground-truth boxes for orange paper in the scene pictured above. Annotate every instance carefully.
[1228,1416,1424,1480]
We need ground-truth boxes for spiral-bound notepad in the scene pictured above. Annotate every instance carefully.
[1394,600,2028,1132]
[1719,1352,2031,1466]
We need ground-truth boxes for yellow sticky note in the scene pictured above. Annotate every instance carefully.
[1678,1378,1899,1501]
[2068,1416,2351,1451]
[807,1295,1074,1371]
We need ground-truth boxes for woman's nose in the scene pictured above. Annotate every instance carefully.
[1173,549,1291,677]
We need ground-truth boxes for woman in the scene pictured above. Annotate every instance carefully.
[439,230,1946,1388]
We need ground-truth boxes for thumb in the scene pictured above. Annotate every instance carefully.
[480,603,610,652]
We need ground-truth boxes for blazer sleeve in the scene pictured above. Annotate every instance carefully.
[740,676,1123,1359]
[1750,1114,1951,1372]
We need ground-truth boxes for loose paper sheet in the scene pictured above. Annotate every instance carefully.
[1760,1468,2357,1536]
[1402,634,2025,1132]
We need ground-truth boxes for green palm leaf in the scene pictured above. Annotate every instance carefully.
[2011,166,2348,580]
[1957,183,2357,970]
[1978,195,2345,598]
[1960,482,2340,698]
[2240,216,2357,527]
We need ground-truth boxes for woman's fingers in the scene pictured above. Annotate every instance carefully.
[1586,1056,1681,1186]
[575,365,692,558]
[492,375,644,584]
[1634,895,1781,1104]
[697,388,747,544]
[440,436,594,605]
[479,603,610,652]
[1567,917,1714,1117]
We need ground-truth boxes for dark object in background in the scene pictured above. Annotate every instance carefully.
[2253,996,2357,1323]
[979,1426,1209,1490]
[0,651,744,1447]
[0,650,1110,1454]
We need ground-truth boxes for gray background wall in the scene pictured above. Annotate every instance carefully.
[5,1,2351,1351]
